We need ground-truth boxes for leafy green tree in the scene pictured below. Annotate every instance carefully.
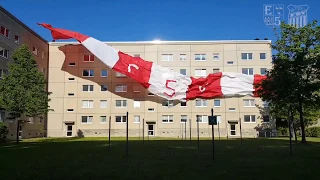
[256,20,320,143]
[0,44,52,143]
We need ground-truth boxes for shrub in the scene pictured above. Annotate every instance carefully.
[0,122,9,141]
[277,127,289,136]
[305,127,320,137]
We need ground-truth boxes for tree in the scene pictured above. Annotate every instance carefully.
[0,44,52,143]
[256,20,320,143]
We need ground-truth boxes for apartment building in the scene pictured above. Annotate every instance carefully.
[47,40,273,138]
[0,6,49,139]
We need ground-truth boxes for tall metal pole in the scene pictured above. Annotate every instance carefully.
[197,115,199,150]
[288,108,293,157]
[211,108,215,160]
[126,112,129,157]
[239,118,243,147]
[142,118,145,144]
[108,116,111,150]
[185,120,187,140]
[189,118,192,144]
[218,120,220,140]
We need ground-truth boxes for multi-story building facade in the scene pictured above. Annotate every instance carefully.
[0,6,49,139]
[47,40,273,138]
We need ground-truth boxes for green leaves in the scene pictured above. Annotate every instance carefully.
[0,44,52,119]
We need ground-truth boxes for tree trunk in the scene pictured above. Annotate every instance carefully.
[293,122,298,143]
[16,119,20,143]
[298,98,306,143]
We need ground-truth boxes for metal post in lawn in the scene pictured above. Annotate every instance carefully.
[108,116,111,150]
[288,112,293,157]
[239,118,243,147]
[218,119,220,140]
[189,118,192,144]
[211,108,215,161]
[185,120,187,140]
[142,118,145,144]
[196,115,200,150]
[126,111,129,157]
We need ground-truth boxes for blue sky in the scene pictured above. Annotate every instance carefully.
[1,0,319,43]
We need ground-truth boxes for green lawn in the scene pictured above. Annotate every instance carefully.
[1,137,320,179]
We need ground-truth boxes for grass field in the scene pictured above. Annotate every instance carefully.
[1,137,320,179]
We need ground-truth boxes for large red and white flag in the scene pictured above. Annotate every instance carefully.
[38,23,265,101]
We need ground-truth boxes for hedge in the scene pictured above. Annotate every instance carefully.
[305,127,320,137]
[0,122,9,141]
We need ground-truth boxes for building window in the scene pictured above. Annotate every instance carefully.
[197,115,208,123]
[115,72,126,77]
[100,100,107,108]
[179,54,186,61]
[0,69,8,79]
[263,101,269,107]
[32,46,38,55]
[195,54,206,61]
[243,99,255,107]
[0,26,9,38]
[133,84,140,92]
[134,54,140,57]
[82,85,94,92]
[81,116,93,124]
[42,52,45,59]
[100,116,107,123]
[180,101,187,107]
[84,54,94,62]
[67,109,74,112]
[214,100,221,107]
[14,35,20,44]
[147,108,155,112]
[68,93,74,96]
[195,99,207,107]
[82,100,93,108]
[195,69,206,77]
[82,69,94,77]
[68,78,75,81]
[162,100,174,107]
[263,115,270,122]
[0,47,9,59]
[101,69,108,77]
[213,53,219,60]
[180,69,187,75]
[260,53,266,60]
[244,115,256,123]
[133,101,140,108]
[213,68,219,73]
[216,115,222,124]
[115,85,127,92]
[161,54,173,61]
[162,115,173,123]
[229,108,236,111]
[242,68,254,75]
[148,93,154,96]
[181,115,187,123]
[100,84,108,91]
[69,63,76,66]
[260,68,267,75]
[134,115,140,123]
[0,110,5,123]
[115,115,127,123]
[115,100,127,107]
[227,61,234,65]
[241,53,253,60]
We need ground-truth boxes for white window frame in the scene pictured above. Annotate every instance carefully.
[115,100,127,108]
[180,101,187,107]
[216,115,222,124]
[134,115,140,123]
[82,85,94,92]
[115,72,126,77]
[133,84,140,92]
[133,100,140,108]
[83,54,94,62]
[161,54,173,61]
[227,61,234,65]
[195,99,207,107]
[195,69,206,77]
[0,25,9,38]
[162,115,173,123]
[242,68,254,75]
[180,69,187,75]
[100,116,107,124]
[162,100,174,107]
[81,100,93,108]
[179,54,186,61]
[197,115,208,123]
[32,46,38,55]
[0,47,9,59]
[81,116,93,124]
[243,99,255,107]
[100,100,107,108]
[260,68,267,75]
[195,54,206,61]
[115,85,127,92]
[260,53,266,60]
[241,53,253,60]
[101,69,108,77]
[214,99,221,107]
[180,115,188,123]
[115,115,127,123]
[82,69,94,77]
[213,53,220,61]
[14,35,20,44]
[244,115,256,123]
